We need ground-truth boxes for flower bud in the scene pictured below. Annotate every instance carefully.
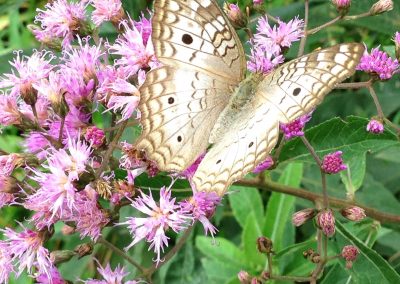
[342,245,359,268]
[261,271,270,280]
[332,0,351,14]
[257,236,273,254]
[49,90,69,118]
[370,0,393,15]
[74,243,93,258]
[252,156,274,173]
[311,253,321,263]
[61,225,75,235]
[366,119,384,134]
[250,278,261,284]
[224,3,247,29]
[85,126,105,148]
[316,209,336,237]
[321,151,347,174]
[341,206,366,221]
[292,208,316,226]
[238,270,251,284]
[303,248,315,258]
[253,0,263,6]
[50,250,76,264]
[20,82,38,106]
[393,32,400,61]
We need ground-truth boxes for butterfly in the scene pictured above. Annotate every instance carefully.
[135,0,364,196]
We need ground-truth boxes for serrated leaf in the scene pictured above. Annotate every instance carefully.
[280,116,398,163]
[335,221,400,283]
[242,212,267,269]
[195,236,247,268]
[229,186,264,228]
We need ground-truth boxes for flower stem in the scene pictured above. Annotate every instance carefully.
[58,116,65,144]
[307,16,342,35]
[335,80,372,89]
[368,85,385,120]
[297,0,309,57]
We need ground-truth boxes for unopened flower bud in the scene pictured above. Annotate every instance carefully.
[341,206,366,221]
[303,248,315,258]
[224,3,247,29]
[74,243,93,258]
[393,32,400,60]
[321,151,347,174]
[366,119,384,134]
[292,208,316,226]
[316,209,336,237]
[50,250,76,264]
[342,245,359,269]
[85,126,105,148]
[238,270,251,284]
[332,0,351,14]
[257,236,273,254]
[253,0,263,6]
[253,156,274,173]
[49,90,69,118]
[250,277,261,284]
[370,0,393,15]
[20,82,38,106]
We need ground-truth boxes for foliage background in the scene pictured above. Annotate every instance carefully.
[0,0,400,283]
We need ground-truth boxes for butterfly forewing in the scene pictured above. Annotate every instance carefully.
[192,43,364,195]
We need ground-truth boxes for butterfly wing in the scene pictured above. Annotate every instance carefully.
[135,0,246,172]
[192,43,365,195]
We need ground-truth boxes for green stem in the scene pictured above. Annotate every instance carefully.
[297,0,309,57]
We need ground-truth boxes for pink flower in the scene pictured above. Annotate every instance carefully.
[85,126,105,148]
[61,68,95,106]
[394,31,400,46]
[0,242,13,283]
[292,208,316,227]
[316,209,335,237]
[134,13,152,45]
[254,16,304,55]
[0,225,53,278]
[332,0,351,9]
[0,192,15,208]
[35,0,89,47]
[366,119,384,134]
[0,50,53,98]
[91,0,125,26]
[247,45,284,74]
[180,191,221,237]
[253,156,274,173]
[0,93,21,126]
[340,206,366,221]
[341,245,359,269]
[0,153,21,176]
[22,132,52,159]
[120,187,191,264]
[357,46,399,80]
[83,261,135,284]
[35,266,65,284]
[180,153,205,182]
[253,0,263,6]
[321,151,347,174]
[108,18,159,77]
[106,93,140,122]
[280,113,312,140]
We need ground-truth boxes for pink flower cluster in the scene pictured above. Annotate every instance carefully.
[357,45,399,80]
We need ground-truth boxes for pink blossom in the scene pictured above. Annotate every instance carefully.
[0,241,13,283]
[106,93,140,122]
[0,192,15,208]
[366,119,384,134]
[253,156,274,173]
[83,261,136,284]
[35,0,89,47]
[0,93,21,126]
[35,266,65,284]
[357,45,399,80]
[108,18,159,77]
[321,151,347,174]
[134,13,152,45]
[22,132,52,159]
[254,16,304,55]
[247,45,284,74]
[180,191,221,237]
[394,31,400,46]
[85,126,105,148]
[0,50,53,98]
[341,245,359,269]
[91,0,124,26]
[0,225,53,278]
[332,0,351,9]
[253,0,263,5]
[61,69,95,106]
[180,153,205,182]
[280,113,312,139]
[0,153,21,176]
[120,187,191,264]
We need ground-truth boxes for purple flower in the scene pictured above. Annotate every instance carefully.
[91,0,125,27]
[180,153,205,182]
[35,0,89,47]
[253,156,274,173]
[316,209,335,237]
[0,50,53,98]
[85,126,105,148]
[0,93,21,126]
[19,96,50,126]
[321,151,347,174]
[357,45,399,80]
[0,225,53,278]
[22,132,52,159]
[0,153,21,176]
[83,261,136,284]
[280,113,312,140]
[247,45,284,74]
[106,91,140,122]
[0,192,15,208]
[120,186,191,264]
[0,241,13,283]
[134,13,152,45]
[366,119,384,134]
[254,16,304,55]
[35,266,65,284]
[180,191,221,237]
[108,18,159,77]
[394,31,400,46]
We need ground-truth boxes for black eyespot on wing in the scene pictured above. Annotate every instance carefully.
[182,34,193,45]
[168,97,174,104]
[216,159,221,164]
[177,135,182,142]
[248,142,254,148]
[293,88,301,96]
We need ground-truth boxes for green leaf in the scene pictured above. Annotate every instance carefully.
[242,213,267,269]
[340,153,366,193]
[335,221,400,283]
[201,259,242,283]
[280,116,398,163]
[229,185,264,228]
[195,236,247,268]
[263,163,303,251]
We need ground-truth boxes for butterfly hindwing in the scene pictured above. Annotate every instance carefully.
[192,43,365,195]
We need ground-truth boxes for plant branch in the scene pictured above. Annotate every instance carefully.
[368,85,385,119]
[307,15,342,35]
[235,178,400,223]
[297,0,309,57]
[335,81,372,89]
